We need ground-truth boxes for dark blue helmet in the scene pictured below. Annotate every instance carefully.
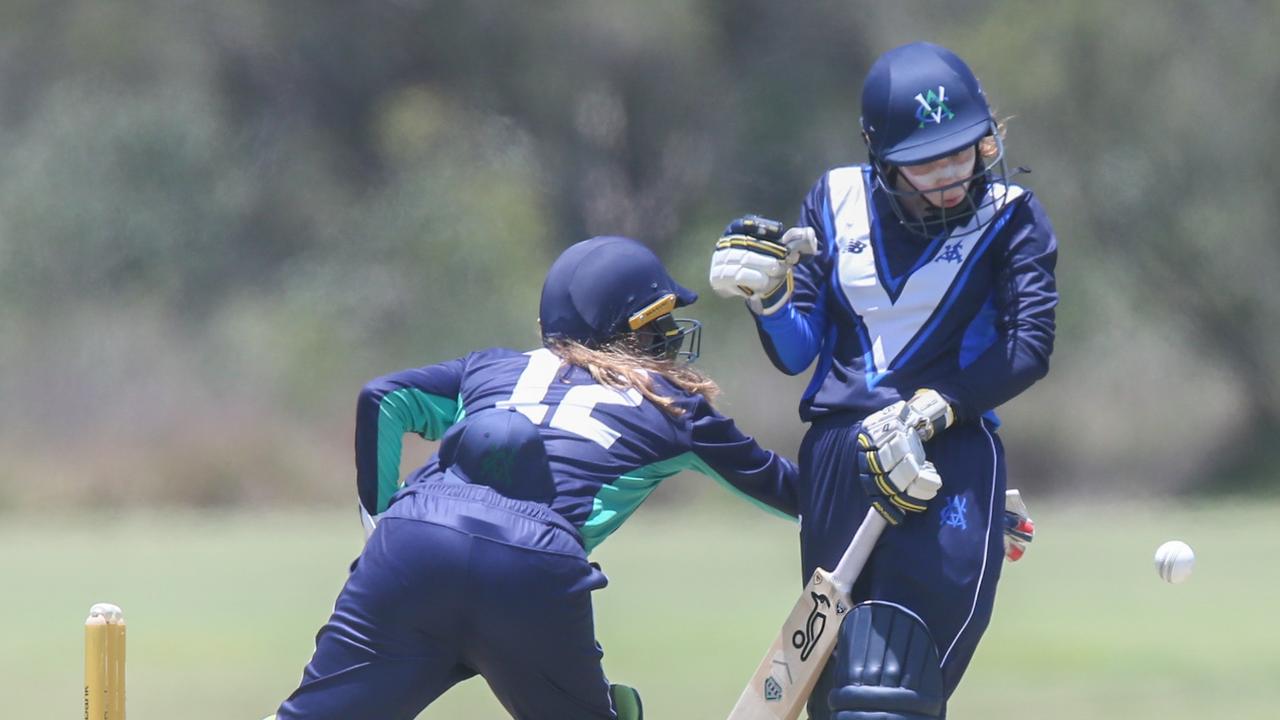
[539,236,701,361]
[859,42,1011,236]
[861,41,994,166]
[438,409,555,502]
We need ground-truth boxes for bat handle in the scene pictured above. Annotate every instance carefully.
[829,508,888,595]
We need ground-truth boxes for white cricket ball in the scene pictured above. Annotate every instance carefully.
[1154,540,1195,584]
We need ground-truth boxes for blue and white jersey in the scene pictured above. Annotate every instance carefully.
[355,347,798,552]
[756,165,1058,423]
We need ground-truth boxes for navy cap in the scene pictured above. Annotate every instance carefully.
[539,236,697,346]
[438,409,555,502]
[860,42,994,166]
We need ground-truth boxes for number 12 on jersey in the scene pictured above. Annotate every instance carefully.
[496,349,641,449]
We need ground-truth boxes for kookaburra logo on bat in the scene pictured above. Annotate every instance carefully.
[791,591,831,661]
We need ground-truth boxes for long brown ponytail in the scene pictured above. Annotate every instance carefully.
[545,338,719,417]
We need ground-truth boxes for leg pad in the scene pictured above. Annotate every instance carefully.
[827,601,945,719]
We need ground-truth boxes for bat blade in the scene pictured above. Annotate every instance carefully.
[728,509,887,720]
[727,567,850,720]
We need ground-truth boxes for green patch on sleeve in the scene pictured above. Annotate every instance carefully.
[581,451,794,553]
[375,389,461,512]
[682,452,797,523]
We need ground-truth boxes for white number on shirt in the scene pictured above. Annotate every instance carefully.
[495,349,641,449]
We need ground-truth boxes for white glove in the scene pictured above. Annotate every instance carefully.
[359,504,380,541]
[857,401,943,525]
[709,216,818,315]
[901,389,955,442]
[858,400,927,483]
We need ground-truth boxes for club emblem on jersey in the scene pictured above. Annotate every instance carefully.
[791,591,830,661]
[763,675,783,702]
[936,242,964,263]
[845,238,867,254]
[914,86,955,127]
[941,495,969,529]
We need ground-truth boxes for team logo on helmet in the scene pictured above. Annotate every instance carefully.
[914,86,955,128]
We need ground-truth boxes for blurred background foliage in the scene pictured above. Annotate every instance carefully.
[2,0,1278,512]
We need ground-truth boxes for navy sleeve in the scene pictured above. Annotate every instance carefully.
[683,395,799,518]
[752,174,833,375]
[355,357,467,515]
[931,195,1058,421]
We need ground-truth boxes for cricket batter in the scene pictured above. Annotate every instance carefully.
[274,236,802,719]
[709,41,1058,718]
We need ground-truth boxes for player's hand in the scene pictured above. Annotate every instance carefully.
[856,401,942,525]
[902,389,955,442]
[860,454,943,526]
[1003,489,1035,562]
[709,215,817,315]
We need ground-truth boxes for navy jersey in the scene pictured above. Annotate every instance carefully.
[755,165,1058,423]
[355,347,798,552]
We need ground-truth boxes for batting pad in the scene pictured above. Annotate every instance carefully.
[827,601,945,719]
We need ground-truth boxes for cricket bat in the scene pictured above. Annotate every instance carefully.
[727,508,888,720]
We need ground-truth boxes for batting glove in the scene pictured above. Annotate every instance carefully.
[902,388,955,442]
[856,402,942,525]
[859,453,943,526]
[1003,489,1035,562]
[709,215,817,315]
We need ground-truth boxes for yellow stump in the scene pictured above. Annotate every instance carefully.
[85,603,125,720]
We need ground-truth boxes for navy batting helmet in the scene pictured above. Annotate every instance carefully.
[860,42,1012,236]
[861,41,994,166]
[539,236,701,361]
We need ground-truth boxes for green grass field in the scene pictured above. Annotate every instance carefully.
[5,496,1278,719]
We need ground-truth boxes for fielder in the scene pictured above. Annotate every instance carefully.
[273,235,802,719]
[710,41,1058,719]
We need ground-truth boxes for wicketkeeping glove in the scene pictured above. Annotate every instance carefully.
[856,401,943,526]
[359,503,380,541]
[709,215,818,315]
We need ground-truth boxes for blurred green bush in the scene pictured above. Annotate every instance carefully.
[1,0,1277,509]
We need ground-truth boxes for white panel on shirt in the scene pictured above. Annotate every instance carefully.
[827,167,1024,378]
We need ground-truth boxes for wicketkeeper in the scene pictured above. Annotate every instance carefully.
[273,236,804,720]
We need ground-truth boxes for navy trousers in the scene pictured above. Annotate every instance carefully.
[799,417,1007,720]
[276,483,614,720]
